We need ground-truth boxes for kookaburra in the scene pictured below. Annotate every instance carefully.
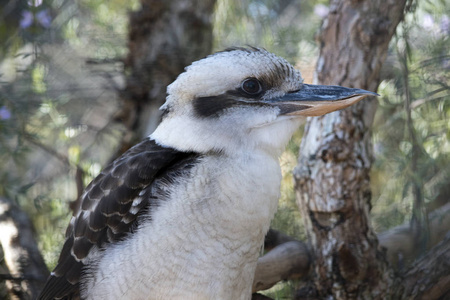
[38,47,376,300]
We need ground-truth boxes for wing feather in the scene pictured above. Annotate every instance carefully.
[38,138,198,299]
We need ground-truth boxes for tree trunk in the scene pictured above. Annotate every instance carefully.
[116,0,217,155]
[0,197,49,300]
[294,0,408,298]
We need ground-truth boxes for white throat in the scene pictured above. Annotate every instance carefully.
[151,107,303,158]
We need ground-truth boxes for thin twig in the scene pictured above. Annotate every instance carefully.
[22,133,85,204]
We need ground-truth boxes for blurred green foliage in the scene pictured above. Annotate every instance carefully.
[213,0,327,62]
[0,0,138,269]
[0,0,448,298]
[371,2,450,233]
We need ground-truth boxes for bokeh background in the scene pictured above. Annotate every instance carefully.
[0,0,449,298]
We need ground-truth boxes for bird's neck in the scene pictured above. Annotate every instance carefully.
[151,114,303,158]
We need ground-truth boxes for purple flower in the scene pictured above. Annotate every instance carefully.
[20,11,33,29]
[0,106,11,120]
[440,15,450,35]
[422,13,435,30]
[19,9,52,29]
[314,4,329,18]
[442,57,450,70]
[36,9,52,28]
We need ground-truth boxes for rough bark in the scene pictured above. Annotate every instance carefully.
[0,197,49,300]
[116,0,216,154]
[294,0,408,298]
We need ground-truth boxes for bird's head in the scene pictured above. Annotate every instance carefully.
[152,47,377,156]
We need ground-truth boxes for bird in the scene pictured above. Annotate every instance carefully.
[38,47,377,300]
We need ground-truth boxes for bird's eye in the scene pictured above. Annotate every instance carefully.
[241,78,262,95]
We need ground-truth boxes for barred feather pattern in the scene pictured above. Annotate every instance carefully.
[38,138,198,300]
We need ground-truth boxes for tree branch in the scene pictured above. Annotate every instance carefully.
[23,133,85,202]
[253,241,310,292]
[398,233,450,299]
[253,203,450,292]
[378,202,450,269]
[264,228,296,251]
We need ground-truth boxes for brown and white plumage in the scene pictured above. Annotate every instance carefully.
[39,139,198,299]
[38,47,375,300]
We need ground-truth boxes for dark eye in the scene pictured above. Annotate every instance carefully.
[241,78,262,95]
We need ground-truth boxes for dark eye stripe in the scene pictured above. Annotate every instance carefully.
[193,95,241,118]
[193,88,269,118]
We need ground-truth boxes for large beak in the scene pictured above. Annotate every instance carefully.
[265,84,378,116]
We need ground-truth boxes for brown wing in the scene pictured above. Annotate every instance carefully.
[38,138,198,300]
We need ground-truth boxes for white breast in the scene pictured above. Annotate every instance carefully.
[81,150,281,300]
